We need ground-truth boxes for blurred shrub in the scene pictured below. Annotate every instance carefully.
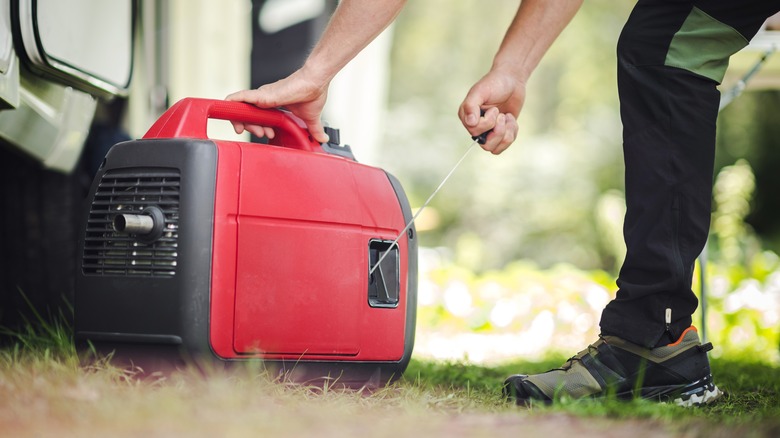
[712,159,759,265]
[704,159,779,361]
[413,161,779,364]
[698,251,780,361]
[415,248,618,363]
[415,248,779,364]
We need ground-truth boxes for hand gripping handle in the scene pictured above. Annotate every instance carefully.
[142,97,319,152]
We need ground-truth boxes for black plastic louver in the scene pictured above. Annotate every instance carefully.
[82,168,180,277]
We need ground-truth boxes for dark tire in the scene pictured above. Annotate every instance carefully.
[0,146,84,333]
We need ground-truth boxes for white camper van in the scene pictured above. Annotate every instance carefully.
[0,0,134,329]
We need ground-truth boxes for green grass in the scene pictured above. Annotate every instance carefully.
[406,355,780,421]
[1,319,779,437]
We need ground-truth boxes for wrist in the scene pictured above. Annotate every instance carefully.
[489,56,532,91]
[491,59,532,85]
[299,58,336,91]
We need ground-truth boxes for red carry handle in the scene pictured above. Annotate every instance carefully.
[142,97,320,152]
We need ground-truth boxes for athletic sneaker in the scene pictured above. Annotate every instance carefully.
[504,326,723,407]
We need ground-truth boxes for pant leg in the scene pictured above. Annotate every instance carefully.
[599,0,780,348]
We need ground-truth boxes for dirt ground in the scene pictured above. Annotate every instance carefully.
[1,382,775,438]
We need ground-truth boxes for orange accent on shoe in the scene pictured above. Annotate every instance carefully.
[667,326,698,347]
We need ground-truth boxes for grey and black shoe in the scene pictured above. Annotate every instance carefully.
[504,326,723,407]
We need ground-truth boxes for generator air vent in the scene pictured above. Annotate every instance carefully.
[82,168,181,277]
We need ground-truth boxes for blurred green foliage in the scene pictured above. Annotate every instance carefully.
[701,158,779,360]
[412,159,777,362]
[414,246,779,363]
[380,0,633,272]
[717,90,780,252]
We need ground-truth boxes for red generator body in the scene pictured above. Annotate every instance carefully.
[75,98,418,386]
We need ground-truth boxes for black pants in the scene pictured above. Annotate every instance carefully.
[599,0,780,348]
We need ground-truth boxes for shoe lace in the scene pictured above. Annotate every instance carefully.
[559,335,606,371]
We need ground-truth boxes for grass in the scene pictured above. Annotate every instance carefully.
[1,318,778,437]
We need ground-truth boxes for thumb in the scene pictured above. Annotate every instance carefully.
[460,87,489,128]
[302,117,329,144]
[226,87,277,108]
[462,101,481,127]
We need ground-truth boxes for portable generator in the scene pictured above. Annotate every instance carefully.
[75,98,418,386]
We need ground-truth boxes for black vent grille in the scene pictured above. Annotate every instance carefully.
[82,169,180,277]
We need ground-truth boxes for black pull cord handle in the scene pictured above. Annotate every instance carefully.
[471,109,493,145]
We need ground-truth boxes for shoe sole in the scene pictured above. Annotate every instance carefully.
[671,378,723,407]
[614,374,723,407]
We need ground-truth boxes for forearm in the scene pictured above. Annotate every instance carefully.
[493,0,583,82]
[303,0,407,85]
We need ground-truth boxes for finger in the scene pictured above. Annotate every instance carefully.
[243,124,275,139]
[243,124,263,138]
[459,86,489,130]
[459,101,481,128]
[471,106,500,143]
[493,116,518,155]
[226,89,256,103]
[479,107,500,136]
[226,88,275,108]
[480,112,505,153]
[298,117,329,143]
[231,121,245,135]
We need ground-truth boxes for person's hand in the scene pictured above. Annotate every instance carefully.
[226,68,330,143]
[458,69,525,154]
